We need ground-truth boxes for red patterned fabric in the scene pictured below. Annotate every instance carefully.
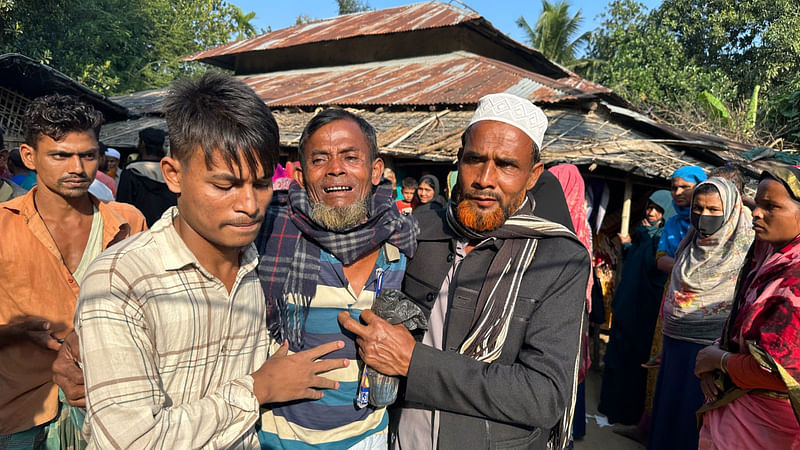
[731,236,800,381]
[549,164,593,310]
[549,164,594,382]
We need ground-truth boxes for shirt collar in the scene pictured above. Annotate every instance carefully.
[152,206,259,275]
[4,187,130,248]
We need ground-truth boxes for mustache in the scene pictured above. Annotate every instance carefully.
[59,175,90,183]
[464,189,502,202]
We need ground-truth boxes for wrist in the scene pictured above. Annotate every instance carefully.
[720,351,731,373]
[251,371,270,404]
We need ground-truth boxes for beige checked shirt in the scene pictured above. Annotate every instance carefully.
[75,207,269,449]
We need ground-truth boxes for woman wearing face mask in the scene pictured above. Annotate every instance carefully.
[648,177,754,450]
[693,168,800,450]
[656,166,709,274]
[599,190,675,426]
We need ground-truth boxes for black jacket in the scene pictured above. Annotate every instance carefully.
[398,201,589,449]
[116,161,177,227]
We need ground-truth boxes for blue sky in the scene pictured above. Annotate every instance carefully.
[234,0,663,51]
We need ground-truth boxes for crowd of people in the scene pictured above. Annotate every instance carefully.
[0,72,797,450]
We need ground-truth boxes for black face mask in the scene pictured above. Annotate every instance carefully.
[690,212,725,237]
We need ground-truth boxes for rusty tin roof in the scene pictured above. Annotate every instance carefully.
[238,51,612,106]
[186,2,478,61]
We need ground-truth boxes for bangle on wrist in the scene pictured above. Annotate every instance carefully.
[720,351,730,373]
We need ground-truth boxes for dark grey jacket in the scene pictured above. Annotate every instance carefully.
[398,205,589,450]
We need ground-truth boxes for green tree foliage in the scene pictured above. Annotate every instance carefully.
[585,0,732,106]
[658,0,800,98]
[336,0,370,15]
[516,0,589,67]
[0,0,259,95]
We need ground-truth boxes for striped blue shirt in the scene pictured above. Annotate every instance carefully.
[258,244,406,449]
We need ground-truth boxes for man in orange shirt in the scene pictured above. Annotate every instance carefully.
[0,94,146,447]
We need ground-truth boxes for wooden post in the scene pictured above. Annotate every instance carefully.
[620,179,633,237]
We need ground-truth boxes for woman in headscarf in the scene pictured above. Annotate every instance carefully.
[634,166,708,442]
[599,190,676,426]
[694,167,800,450]
[413,174,445,213]
[648,177,754,450]
[549,164,593,441]
[656,166,708,273]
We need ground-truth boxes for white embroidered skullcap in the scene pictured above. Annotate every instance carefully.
[105,148,121,159]
[468,93,548,151]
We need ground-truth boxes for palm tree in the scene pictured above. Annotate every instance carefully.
[231,6,257,40]
[516,0,591,67]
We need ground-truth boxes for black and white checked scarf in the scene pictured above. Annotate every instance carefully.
[446,197,578,362]
[258,179,419,347]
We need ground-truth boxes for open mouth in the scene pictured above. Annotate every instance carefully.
[324,185,352,193]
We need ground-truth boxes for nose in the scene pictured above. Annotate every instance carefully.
[326,156,346,177]
[752,205,765,221]
[474,162,496,189]
[68,155,86,175]
[234,184,259,217]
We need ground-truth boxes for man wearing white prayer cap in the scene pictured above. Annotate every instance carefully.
[338,93,590,450]
[104,147,121,183]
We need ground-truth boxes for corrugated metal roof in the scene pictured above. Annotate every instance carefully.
[185,2,477,61]
[239,51,610,106]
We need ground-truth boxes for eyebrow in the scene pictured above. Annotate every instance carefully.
[209,173,270,183]
[310,147,361,155]
[47,148,98,156]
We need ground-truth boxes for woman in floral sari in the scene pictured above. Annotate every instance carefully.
[695,167,800,449]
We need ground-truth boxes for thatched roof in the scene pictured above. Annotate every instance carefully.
[101,103,716,180]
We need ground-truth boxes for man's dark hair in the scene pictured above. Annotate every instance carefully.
[138,127,167,158]
[461,123,541,165]
[401,176,418,190]
[297,109,378,170]
[164,71,279,178]
[23,94,103,147]
[709,165,744,194]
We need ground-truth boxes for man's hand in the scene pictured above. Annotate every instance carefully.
[337,310,416,377]
[617,233,631,245]
[52,331,86,407]
[0,318,62,351]
[252,340,349,404]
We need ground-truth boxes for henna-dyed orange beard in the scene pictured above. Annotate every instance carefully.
[454,187,526,232]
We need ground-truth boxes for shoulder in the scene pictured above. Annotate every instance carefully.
[91,229,157,272]
[105,201,147,231]
[0,189,30,213]
[522,235,590,297]
[78,230,159,306]
[535,234,590,266]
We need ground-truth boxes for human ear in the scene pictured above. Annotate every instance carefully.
[161,157,182,194]
[19,144,37,171]
[293,165,305,189]
[526,162,545,190]
[371,157,385,186]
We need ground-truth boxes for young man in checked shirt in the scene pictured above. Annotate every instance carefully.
[60,73,349,448]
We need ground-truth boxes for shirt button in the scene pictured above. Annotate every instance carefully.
[67,277,74,283]
[447,253,455,262]
[221,345,227,353]
[426,293,436,302]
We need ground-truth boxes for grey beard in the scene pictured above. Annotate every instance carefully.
[310,200,369,231]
